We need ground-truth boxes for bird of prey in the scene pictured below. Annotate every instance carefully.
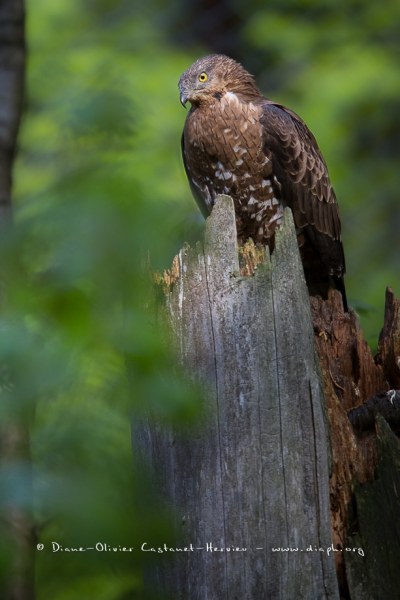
[178,54,347,309]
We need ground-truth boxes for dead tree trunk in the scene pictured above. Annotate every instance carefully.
[138,196,340,599]
[138,195,400,599]
[311,288,400,597]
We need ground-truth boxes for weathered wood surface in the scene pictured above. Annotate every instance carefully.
[310,294,386,575]
[377,288,400,389]
[138,196,340,599]
[345,416,400,600]
[348,390,400,433]
[310,289,400,593]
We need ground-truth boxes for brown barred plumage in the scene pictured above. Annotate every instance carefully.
[179,54,347,309]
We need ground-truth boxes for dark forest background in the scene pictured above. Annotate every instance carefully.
[1,0,399,598]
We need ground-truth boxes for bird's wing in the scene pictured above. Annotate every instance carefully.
[261,101,345,278]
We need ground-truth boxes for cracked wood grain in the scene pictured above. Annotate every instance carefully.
[137,196,339,599]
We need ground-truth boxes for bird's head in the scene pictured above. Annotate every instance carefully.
[178,54,260,108]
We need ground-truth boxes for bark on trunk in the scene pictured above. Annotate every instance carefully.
[311,289,400,596]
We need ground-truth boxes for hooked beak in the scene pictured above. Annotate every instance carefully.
[180,91,188,108]
[178,79,190,107]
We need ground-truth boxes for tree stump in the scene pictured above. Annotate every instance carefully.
[137,196,340,599]
[311,289,400,596]
[137,195,400,599]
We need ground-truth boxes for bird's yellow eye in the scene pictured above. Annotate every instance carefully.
[198,72,208,83]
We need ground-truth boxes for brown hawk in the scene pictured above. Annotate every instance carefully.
[179,54,347,309]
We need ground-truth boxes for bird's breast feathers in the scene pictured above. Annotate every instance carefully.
[183,92,284,241]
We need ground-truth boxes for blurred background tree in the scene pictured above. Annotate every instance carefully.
[0,0,398,598]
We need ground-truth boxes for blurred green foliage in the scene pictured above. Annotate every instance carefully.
[1,0,398,597]
[3,1,201,598]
